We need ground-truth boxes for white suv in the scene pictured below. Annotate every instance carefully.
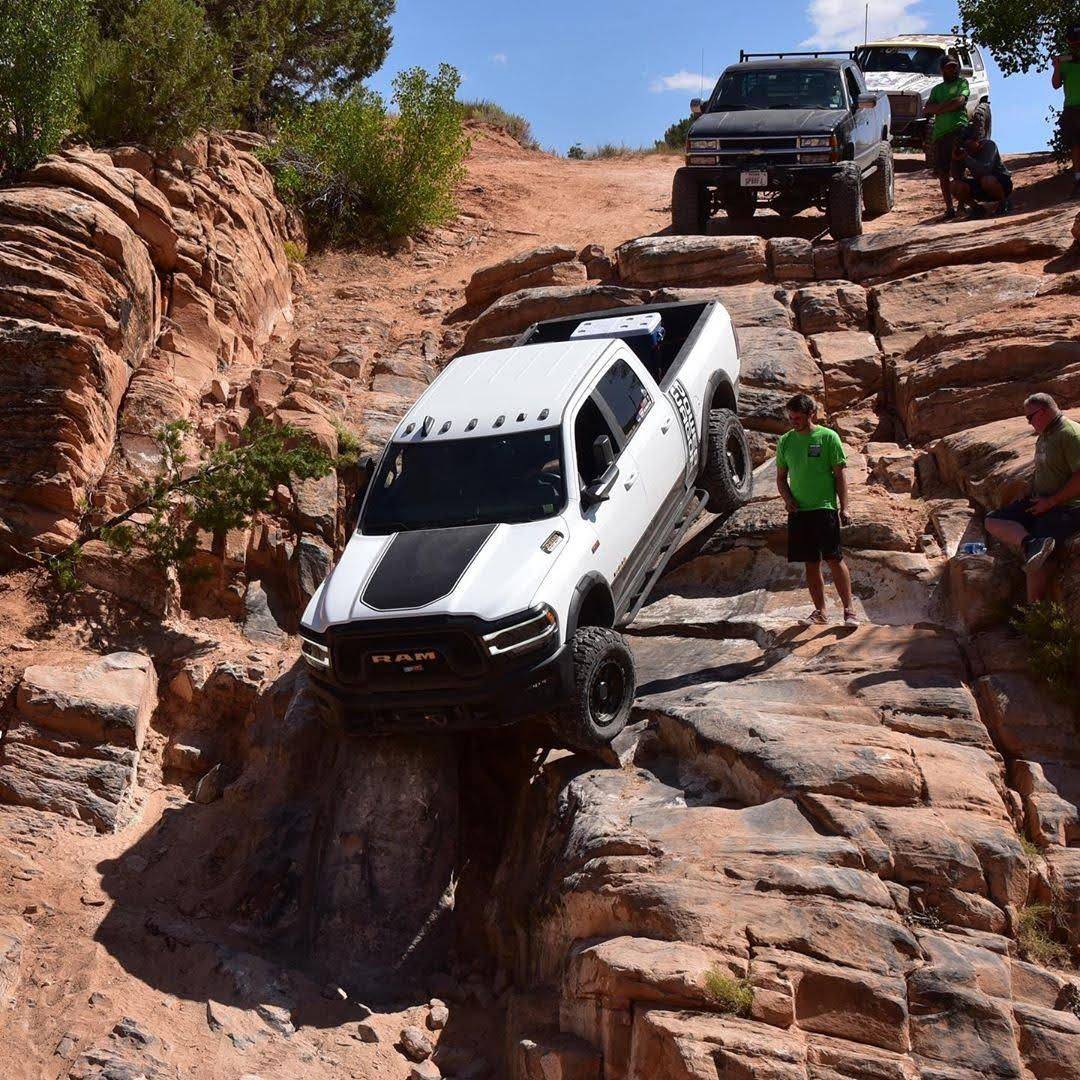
[855,35,992,152]
[299,301,751,751]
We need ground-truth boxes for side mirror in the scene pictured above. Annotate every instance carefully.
[581,435,618,509]
[690,98,704,117]
[857,93,878,110]
[592,434,615,477]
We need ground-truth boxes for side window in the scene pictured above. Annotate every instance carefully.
[957,47,972,72]
[595,359,652,443]
[971,47,984,72]
[573,397,619,486]
[844,67,861,107]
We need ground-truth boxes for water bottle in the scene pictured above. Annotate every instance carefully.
[960,542,987,555]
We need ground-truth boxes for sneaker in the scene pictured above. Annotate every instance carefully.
[1022,536,1056,572]
[997,197,1013,216]
[943,207,957,221]
[843,609,859,626]
[799,609,828,627]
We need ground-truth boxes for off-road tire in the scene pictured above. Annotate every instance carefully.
[722,189,756,223]
[863,145,895,218]
[827,162,863,240]
[701,407,754,514]
[557,626,635,752]
[973,102,991,139]
[672,168,708,234]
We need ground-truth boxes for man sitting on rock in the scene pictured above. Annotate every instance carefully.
[776,394,857,627]
[924,54,970,220]
[985,394,1080,602]
[952,128,1012,217]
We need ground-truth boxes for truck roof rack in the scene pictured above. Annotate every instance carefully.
[738,49,854,62]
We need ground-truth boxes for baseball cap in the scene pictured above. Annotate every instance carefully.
[942,54,960,69]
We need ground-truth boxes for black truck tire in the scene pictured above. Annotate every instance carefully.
[558,626,635,751]
[721,189,756,223]
[827,162,863,240]
[701,407,753,514]
[973,102,991,139]
[672,168,708,234]
[863,145,895,218]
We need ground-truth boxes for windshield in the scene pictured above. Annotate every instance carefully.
[855,46,946,77]
[361,428,565,534]
[711,69,845,111]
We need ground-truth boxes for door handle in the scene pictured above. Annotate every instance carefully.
[623,471,637,490]
[661,418,671,434]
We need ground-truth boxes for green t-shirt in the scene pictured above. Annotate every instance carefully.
[1034,416,1080,509]
[928,78,970,141]
[1061,59,1080,108]
[776,426,847,511]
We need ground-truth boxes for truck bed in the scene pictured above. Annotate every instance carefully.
[514,300,715,392]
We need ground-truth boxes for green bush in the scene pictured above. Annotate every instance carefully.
[261,63,470,241]
[80,0,234,148]
[1010,600,1080,705]
[703,970,754,1016]
[567,143,585,160]
[0,0,89,179]
[1016,901,1071,968]
[457,99,537,149]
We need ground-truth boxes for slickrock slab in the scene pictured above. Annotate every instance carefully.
[893,300,1080,443]
[810,329,882,412]
[615,235,767,288]
[654,283,794,329]
[0,916,29,1001]
[0,653,157,831]
[766,237,815,282]
[735,327,824,434]
[465,244,578,308]
[843,205,1076,282]
[870,264,1043,338]
[464,284,649,347]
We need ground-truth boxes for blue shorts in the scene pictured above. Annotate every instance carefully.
[986,498,1080,542]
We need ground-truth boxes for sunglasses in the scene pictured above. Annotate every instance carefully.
[1025,406,1046,423]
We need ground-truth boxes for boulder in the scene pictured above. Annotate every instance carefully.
[615,235,767,288]
[792,282,869,334]
[735,327,824,434]
[766,237,815,282]
[464,285,649,347]
[465,244,578,308]
[843,205,1077,282]
[810,330,882,412]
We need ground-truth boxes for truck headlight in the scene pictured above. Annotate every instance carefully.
[483,606,558,657]
[300,632,331,670]
[688,139,719,151]
[799,136,834,149]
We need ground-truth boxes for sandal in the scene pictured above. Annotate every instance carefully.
[799,609,828,627]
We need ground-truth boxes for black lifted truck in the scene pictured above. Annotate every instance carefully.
[672,51,894,240]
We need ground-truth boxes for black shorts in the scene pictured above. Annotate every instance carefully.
[963,173,1013,199]
[987,498,1080,542]
[931,130,966,180]
[1062,105,1080,150]
[787,508,843,563]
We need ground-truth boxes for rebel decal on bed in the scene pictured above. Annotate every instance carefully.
[361,524,498,610]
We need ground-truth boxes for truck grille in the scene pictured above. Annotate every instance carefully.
[716,136,798,151]
[330,625,487,689]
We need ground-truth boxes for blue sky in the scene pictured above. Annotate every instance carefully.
[366,0,1059,155]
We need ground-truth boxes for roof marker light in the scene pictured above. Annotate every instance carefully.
[538,408,549,421]
[440,421,451,434]
[517,412,526,422]
[404,422,415,434]
[466,418,478,431]
[494,415,505,428]
[422,415,434,436]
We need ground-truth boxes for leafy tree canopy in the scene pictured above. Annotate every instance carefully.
[957,0,1080,74]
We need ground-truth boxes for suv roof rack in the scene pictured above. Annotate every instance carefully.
[738,49,854,62]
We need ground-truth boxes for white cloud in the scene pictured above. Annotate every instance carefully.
[802,0,928,50]
[650,70,719,94]
[490,52,508,65]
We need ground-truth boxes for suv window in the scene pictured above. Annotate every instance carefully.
[971,47,984,72]
[574,397,619,485]
[844,67,861,107]
[595,359,652,442]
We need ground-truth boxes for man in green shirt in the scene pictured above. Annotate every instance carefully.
[1052,23,1080,200]
[985,394,1080,602]
[776,394,857,627]
[924,54,970,219]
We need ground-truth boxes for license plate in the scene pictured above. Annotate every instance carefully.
[740,169,768,188]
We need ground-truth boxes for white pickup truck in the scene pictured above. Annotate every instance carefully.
[299,300,751,751]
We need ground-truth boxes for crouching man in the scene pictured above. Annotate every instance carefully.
[776,394,857,626]
[985,394,1080,602]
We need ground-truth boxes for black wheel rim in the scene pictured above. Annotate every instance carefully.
[590,660,627,727]
[725,429,748,487]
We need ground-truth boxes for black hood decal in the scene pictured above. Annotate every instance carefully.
[361,525,497,611]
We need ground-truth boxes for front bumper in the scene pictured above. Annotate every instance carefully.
[303,615,572,734]
[684,162,846,189]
